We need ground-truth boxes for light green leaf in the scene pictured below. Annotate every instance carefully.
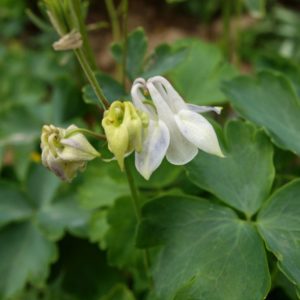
[0,222,57,299]
[168,39,237,105]
[78,161,129,209]
[257,180,300,288]
[137,195,271,300]
[111,28,148,80]
[223,71,300,155]
[0,181,32,228]
[100,284,135,300]
[82,72,127,106]
[186,120,274,216]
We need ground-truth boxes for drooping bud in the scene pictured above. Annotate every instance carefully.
[41,124,100,182]
[102,101,149,170]
[53,30,83,51]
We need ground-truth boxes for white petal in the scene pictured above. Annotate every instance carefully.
[174,109,224,157]
[147,82,198,165]
[165,126,198,165]
[47,154,68,181]
[60,133,99,161]
[148,76,187,112]
[187,104,223,115]
[131,78,156,119]
[135,120,170,180]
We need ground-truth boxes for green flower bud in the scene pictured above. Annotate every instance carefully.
[102,101,149,170]
[41,124,100,182]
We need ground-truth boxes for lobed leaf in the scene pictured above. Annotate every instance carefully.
[223,71,300,156]
[257,180,300,289]
[0,181,32,228]
[111,28,148,81]
[137,195,271,300]
[0,222,57,299]
[186,120,275,216]
[168,39,237,105]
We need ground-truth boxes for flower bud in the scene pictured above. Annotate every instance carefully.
[41,124,100,182]
[102,101,149,170]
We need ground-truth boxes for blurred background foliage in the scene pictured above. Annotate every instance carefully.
[1,0,300,299]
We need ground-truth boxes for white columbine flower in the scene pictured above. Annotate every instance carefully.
[131,76,224,180]
[131,78,170,180]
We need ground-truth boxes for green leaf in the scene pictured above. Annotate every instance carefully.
[78,160,129,209]
[143,44,187,79]
[0,181,32,228]
[100,284,135,300]
[106,197,140,267]
[37,194,91,241]
[27,164,61,209]
[168,39,237,105]
[82,73,127,106]
[106,197,147,291]
[166,0,187,3]
[274,270,299,300]
[186,120,274,216]
[0,222,57,299]
[56,238,122,300]
[13,143,36,181]
[0,106,41,146]
[257,180,300,288]
[223,71,300,155]
[129,157,182,190]
[111,28,148,80]
[88,209,109,249]
[137,195,271,300]
[255,54,300,97]
[244,0,265,18]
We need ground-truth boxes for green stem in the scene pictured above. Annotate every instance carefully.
[72,0,97,70]
[26,8,53,32]
[105,0,123,80]
[222,0,232,59]
[235,0,242,66]
[124,160,152,287]
[105,0,121,41]
[74,48,110,110]
[124,160,141,219]
[65,128,106,140]
[121,0,129,87]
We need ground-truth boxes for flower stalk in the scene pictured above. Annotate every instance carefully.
[121,0,129,87]
[74,48,110,109]
[124,160,152,286]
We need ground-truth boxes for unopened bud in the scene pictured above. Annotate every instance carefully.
[41,124,100,182]
[102,101,149,170]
